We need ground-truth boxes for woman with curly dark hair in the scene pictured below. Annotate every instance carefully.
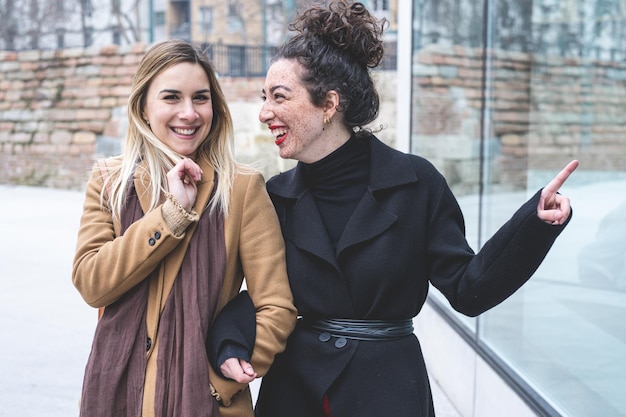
[256,2,578,416]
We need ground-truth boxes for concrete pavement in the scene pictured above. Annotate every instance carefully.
[0,185,93,417]
[0,184,460,417]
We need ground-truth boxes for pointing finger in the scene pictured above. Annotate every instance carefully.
[544,160,578,195]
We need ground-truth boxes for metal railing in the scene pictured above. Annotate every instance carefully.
[200,42,397,77]
[201,43,278,77]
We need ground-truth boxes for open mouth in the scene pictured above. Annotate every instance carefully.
[271,127,288,145]
[172,127,198,136]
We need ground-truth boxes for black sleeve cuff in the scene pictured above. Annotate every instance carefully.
[207,291,256,378]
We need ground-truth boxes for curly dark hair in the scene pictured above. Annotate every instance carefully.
[274,1,388,131]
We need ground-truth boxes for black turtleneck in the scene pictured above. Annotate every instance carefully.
[302,135,370,249]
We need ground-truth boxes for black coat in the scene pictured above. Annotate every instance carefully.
[256,134,569,417]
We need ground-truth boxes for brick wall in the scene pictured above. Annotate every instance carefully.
[1,43,624,191]
[411,45,626,194]
[0,44,145,189]
[0,43,396,189]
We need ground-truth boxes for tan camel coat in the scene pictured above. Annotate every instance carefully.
[73,157,297,417]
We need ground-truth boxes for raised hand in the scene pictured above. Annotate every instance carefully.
[166,158,203,212]
[537,160,579,225]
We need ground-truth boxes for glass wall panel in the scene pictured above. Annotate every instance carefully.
[411,0,626,415]
[410,0,486,331]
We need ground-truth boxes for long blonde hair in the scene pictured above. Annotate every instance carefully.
[102,40,237,220]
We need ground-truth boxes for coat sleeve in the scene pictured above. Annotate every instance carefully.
[238,173,297,372]
[71,166,191,307]
[427,182,571,317]
[207,290,256,376]
[209,172,297,407]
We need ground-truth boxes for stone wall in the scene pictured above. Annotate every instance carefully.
[1,43,624,191]
[411,45,626,194]
[0,44,145,189]
[0,43,396,189]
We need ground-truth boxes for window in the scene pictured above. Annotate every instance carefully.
[371,0,389,11]
[227,4,243,33]
[199,7,213,34]
[369,0,389,22]
[154,11,165,26]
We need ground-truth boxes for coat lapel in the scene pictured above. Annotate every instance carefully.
[269,164,340,270]
[287,191,339,270]
[336,191,397,256]
[268,134,420,268]
[336,136,419,256]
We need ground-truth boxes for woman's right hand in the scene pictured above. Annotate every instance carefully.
[166,158,203,212]
[537,160,578,225]
[220,357,257,384]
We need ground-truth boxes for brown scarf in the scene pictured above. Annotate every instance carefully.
[80,176,225,417]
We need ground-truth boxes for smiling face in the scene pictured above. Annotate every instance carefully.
[259,59,336,163]
[142,62,213,158]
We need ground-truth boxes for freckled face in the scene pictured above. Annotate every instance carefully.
[142,62,213,158]
[259,59,327,163]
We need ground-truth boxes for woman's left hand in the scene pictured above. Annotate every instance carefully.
[220,357,257,384]
[537,160,579,225]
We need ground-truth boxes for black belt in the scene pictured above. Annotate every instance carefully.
[302,318,414,341]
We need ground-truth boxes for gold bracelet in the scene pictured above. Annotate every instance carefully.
[164,191,199,222]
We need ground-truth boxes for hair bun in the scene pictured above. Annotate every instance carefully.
[290,1,387,68]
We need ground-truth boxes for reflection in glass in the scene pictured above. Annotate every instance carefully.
[410,0,626,415]
[578,198,626,290]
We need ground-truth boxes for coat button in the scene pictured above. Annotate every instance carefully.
[154,231,161,240]
[146,337,152,351]
[148,237,156,246]
[318,332,331,342]
[335,337,347,349]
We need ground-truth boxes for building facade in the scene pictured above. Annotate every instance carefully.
[163,0,397,46]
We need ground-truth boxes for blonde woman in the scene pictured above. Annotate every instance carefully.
[72,39,296,417]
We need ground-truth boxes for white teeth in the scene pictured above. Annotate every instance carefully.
[271,128,287,137]
[173,127,196,135]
